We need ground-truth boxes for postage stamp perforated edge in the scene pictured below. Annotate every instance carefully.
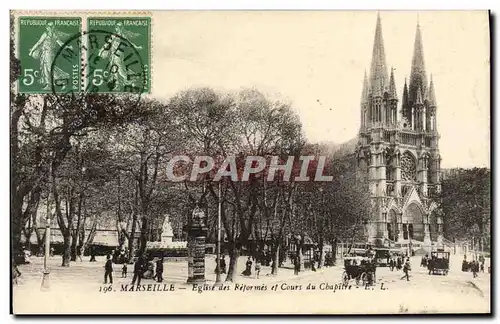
[12,10,153,94]
[86,16,152,94]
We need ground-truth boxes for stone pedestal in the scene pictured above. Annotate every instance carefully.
[184,207,208,284]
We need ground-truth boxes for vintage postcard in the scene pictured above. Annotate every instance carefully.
[10,10,491,314]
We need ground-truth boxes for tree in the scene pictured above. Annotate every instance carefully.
[440,168,491,251]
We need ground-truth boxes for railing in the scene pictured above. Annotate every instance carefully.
[383,130,392,142]
[400,132,418,146]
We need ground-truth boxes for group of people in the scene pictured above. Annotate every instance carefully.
[242,256,262,278]
[388,255,405,272]
[103,253,165,285]
[462,255,485,278]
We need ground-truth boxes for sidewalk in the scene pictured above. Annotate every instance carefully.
[14,255,341,291]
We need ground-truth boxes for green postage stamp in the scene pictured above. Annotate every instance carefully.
[87,17,151,93]
[17,16,151,94]
[18,17,82,94]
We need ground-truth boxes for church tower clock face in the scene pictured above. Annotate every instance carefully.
[401,151,417,182]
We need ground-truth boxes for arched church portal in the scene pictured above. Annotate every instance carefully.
[403,202,425,242]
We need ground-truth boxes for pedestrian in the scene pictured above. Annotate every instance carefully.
[401,258,411,281]
[49,247,54,258]
[121,263,128,278]
[242,256,252,276]
[89,246,97,262]
[220,254,227,274]
[255,258,261,279]
[131,255,144,286]
[104,254,113,284]
[156,257,164,283]
[294,256,300,275]
[472,260,478,278]
[397,256,402,271]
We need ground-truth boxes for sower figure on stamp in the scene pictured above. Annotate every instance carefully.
[104,254,113,284]
[97,22,143,91]
[28,22,71,90]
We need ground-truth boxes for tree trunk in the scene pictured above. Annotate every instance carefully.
[61,233,71,267]
[225,241,240,282]
[70,233,78,261]
[271,242,280,275]
[139,216,148,255]
[318,236,325,269]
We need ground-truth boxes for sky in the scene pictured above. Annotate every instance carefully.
[150,11,490,169]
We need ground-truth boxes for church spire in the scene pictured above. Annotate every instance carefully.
[361,70,370,104]
[409,19,428,104]
[415,85,424,105]
[369,12,389,96]
[389,67,397,100]
[402,78,409,117]
[427,74,437,106]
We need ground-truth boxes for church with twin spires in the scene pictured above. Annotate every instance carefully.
[355,13,444,248]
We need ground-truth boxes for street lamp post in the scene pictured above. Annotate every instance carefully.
[215,181,222,286]
[41,161,52,291]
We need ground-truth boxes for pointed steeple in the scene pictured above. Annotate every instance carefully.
[415,85,424,105]
[402,78,409,116]
[361,70,370,104]
[372,79,382,98]
[427,74,437,106]
[388,67,397,100]
[409,19,428,104]
[369,12,389,96]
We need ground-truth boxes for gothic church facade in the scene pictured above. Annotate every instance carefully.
[356,14,444,247]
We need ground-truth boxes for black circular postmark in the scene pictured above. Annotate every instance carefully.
[50,29,147,109]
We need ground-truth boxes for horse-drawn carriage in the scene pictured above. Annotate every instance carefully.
[342,256,376,286]
[428,251,450,275]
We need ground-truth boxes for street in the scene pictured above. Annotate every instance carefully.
[12,254,490,314]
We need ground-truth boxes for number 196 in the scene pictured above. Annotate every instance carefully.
[99,285,113,293]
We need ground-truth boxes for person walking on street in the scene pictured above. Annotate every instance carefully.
[242,256,253,276]
[131,255,145,286]
[255,258,261,279]
[401,258,411,281]
[121,263,128,278]
[156,257,164,283]
[104,254,113,284]
[472,260,479,278]
[89,246,97,262]
[294,256,300,275]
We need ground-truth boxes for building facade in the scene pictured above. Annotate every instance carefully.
[356,14,444,247]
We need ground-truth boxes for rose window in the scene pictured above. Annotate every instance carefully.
[401,152,417,182]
